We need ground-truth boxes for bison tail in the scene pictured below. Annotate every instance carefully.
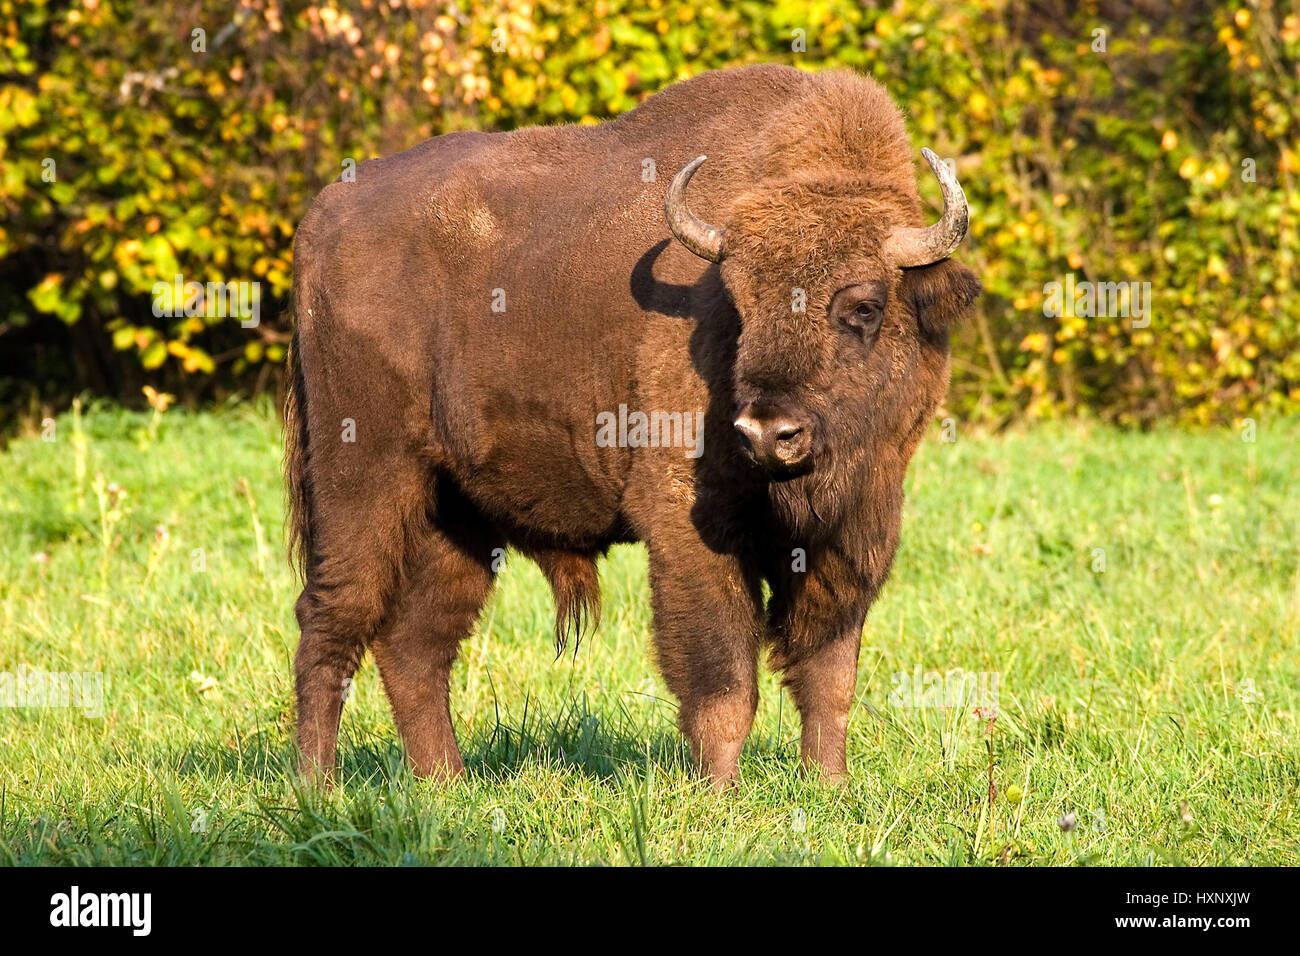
[283,327,313,580]
[535,550,602,659]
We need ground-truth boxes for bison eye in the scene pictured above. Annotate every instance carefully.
[831,282,888,338]
[840,299,884,336]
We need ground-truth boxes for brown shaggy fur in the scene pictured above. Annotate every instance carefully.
[286,64,981,786]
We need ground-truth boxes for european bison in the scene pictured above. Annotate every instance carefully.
[285,64,981,787]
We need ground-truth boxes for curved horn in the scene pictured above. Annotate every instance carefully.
[886,147,970,268]
[665,155,725,262]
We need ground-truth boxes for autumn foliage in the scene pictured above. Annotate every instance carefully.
[2,0,1297,424]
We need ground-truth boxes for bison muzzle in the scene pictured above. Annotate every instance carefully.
[285,64,982,788]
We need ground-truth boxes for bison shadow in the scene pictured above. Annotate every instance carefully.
[164,690,796,789]
[630,240,767,558]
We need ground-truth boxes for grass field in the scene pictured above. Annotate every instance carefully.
[0,401,1296,865]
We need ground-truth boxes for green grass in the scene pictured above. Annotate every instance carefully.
[0,400,1296,865]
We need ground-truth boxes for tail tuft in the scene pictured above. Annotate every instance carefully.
[535,550,601,658]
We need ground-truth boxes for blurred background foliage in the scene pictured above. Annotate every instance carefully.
[1,0,1296,427]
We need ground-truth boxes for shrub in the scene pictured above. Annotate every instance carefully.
[2,0,1296,425]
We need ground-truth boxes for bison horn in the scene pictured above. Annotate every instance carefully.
[886,147,970,268]
[665,155,725,262]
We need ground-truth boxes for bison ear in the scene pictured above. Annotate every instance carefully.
[901,258,982,339]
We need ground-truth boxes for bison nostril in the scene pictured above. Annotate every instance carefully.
[733,416,762,455]
[772,420,812,465]
[735,412,813,470]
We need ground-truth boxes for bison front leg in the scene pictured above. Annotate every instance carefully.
[781,630,863,782]
[647,543,763,789]
[769,548,875,783]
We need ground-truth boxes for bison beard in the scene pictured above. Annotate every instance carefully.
[286,64,981,788]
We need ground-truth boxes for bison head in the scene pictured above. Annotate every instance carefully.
[665,149,981,537]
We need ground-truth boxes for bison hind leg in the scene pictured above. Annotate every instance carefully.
[369,514,501,782]
[532,549,601,658]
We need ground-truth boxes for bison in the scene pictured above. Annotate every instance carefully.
[285,64,981,788]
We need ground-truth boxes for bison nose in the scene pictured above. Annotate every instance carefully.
[734,413,814,473]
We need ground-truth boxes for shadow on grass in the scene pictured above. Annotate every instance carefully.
[164,690,793,791]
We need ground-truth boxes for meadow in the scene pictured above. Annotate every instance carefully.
[0,402,1296,865]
